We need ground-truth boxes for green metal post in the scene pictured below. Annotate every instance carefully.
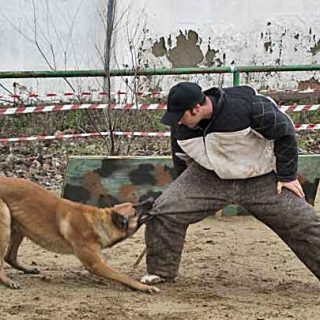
[233,70,241,86]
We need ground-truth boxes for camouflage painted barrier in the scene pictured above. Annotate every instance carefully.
[63,156,175,208]
[62,155,320,215]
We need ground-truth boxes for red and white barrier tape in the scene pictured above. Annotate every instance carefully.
[0,131,171,143]
[0,103,167,115]
[0,125,319,143]
[2,88,319,101]
[294,124,320,131]
[0,90,165,101]
[259,88,320,94]
[0,103,319,115]
[280,104,320,112]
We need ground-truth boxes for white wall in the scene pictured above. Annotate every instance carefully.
[0,0,320,94]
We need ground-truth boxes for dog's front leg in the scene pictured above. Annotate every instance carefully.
[73,244,160,294]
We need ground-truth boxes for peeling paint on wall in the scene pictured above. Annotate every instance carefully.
[170,30,204,67]
[310,40,320,56]
[264,41,273,53]
[151,37,167,57]
[147,15,320,90]
[204,46,219,66]
[151,30,226,68]
[151,30,204,67]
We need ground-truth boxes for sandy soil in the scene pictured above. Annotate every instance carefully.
[1,215,320,320]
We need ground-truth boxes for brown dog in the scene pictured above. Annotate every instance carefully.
[0,177,159,294]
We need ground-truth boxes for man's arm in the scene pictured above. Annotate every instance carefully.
[251,94,298,181]
[251,95,304,197]
[170,125,188,177]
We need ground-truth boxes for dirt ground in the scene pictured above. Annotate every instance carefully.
[1,214,320,320]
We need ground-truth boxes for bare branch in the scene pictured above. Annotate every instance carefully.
[0,84,13,95]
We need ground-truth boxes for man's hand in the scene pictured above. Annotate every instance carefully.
[277,179,305,198]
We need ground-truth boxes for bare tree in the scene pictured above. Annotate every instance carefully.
[99,0,117,154]
[4,0,157,155]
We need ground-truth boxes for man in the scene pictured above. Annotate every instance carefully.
[141,81,320,285]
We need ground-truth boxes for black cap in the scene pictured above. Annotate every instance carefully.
[161,82,205,125]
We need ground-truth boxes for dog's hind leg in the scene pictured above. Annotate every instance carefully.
[5,224,40,274]
[0,199,20,289]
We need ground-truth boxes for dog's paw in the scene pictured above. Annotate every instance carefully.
[143,285,160,294]
[8,281,20,290]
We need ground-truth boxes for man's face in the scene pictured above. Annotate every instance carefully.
[177,105,202,128]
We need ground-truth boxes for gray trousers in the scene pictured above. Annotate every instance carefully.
[145,162,320,280]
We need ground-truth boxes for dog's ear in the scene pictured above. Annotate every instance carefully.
[133,196,155,216]
[111,212,129,231]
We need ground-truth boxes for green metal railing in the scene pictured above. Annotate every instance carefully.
[1,64,320,86]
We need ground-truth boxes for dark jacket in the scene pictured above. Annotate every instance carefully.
[170,85,298,182]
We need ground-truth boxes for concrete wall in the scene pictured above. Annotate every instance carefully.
[1,0,320,94]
